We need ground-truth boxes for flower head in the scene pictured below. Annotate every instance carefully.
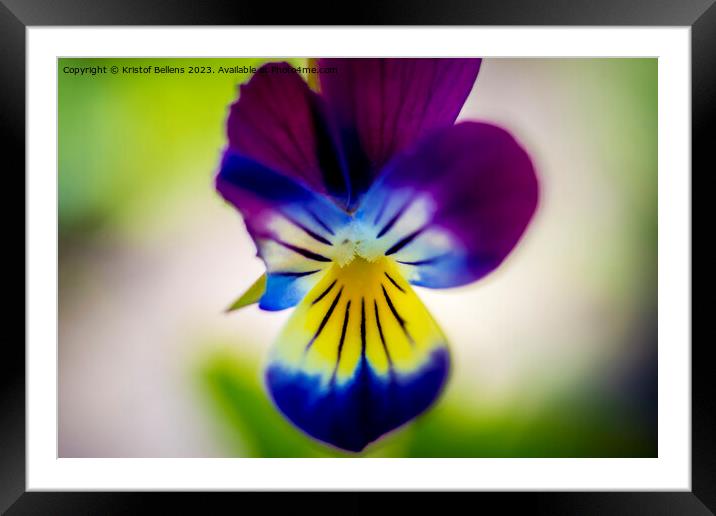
[216,59,538,452]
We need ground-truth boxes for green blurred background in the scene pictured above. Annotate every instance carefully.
[58,58,657,457]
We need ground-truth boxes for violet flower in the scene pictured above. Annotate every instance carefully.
[216,59,538,452]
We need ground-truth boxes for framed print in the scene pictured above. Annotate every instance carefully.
[5,0,712,513]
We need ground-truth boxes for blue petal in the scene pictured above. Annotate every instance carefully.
[267,349,449,452]
[259,270,328,311]
[354,122,539,289]
[216,151,351,310]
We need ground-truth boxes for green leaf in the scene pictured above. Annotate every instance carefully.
[225,274,266,312]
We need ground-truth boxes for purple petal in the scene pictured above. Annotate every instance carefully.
[216,152,351,310]
[356,122,539,288]
[227,61,350,206]
[318,58,481,198]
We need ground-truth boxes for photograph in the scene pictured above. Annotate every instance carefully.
[6,3,708,508]
[58,57,658,458]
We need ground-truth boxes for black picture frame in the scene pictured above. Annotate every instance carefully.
[4,1,711,513]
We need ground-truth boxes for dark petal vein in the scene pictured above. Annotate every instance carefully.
[360,298,367,359]
[272,270,321,277]
[311,279,337,305]
[373,197,389,226]
[396,254,447,266]
[373,299,393,368]
[331,300,352,384]
[381,284,415,346]
[384,226,426,256]
[272,237,331,262]
[383,272,406,293]
[305,208,335,236]
[305,286,343,351]
[376,200,410,238]
[283,214,333,246]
